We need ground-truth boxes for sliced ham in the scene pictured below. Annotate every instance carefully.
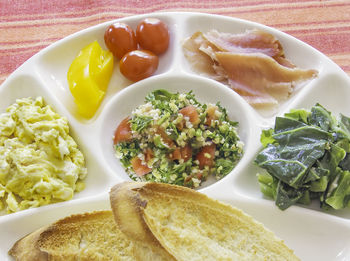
[203,30,284,59]
[182,29,318,109]
[204,30,297,70]
[217,52,317,107]
[182,31,225,82]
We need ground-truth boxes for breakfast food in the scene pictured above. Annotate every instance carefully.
[104,18,169,82]
[255,104,350,210]
[8,209,173,261]
[136,18,170,55]
[110,182,300,260]
[104,22,138,60]
[67,41,114,118]
[113,89,243,188]
[182,29,318,109]
[8,211,136,260]
[0,97,87,214]
[9,182,299,260]
[119,50,159,82]
[4,10,350,260]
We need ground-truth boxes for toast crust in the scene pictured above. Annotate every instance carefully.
[9,226,49,261]
[9,211,136,261]
[110,182,176,261]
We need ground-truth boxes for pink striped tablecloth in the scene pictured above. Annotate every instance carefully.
[1,0,350,85]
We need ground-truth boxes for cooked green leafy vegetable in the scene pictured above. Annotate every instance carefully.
[255,103,350,210]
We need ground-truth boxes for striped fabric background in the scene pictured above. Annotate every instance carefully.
[1,0,350,85]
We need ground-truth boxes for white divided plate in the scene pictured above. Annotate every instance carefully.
[1,12,350,260]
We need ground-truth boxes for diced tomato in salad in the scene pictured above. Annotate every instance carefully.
[177,105,200,130]
[196,143,216,169]
[169,144,192,162]
[205,105,219,126]
[154,126,175,148]
[113,117,132,144]
[144,148,154,163]
[131,156,152,176]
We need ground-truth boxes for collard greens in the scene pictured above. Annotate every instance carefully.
[255,104,350,210]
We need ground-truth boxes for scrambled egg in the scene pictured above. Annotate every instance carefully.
[0,97,87,213]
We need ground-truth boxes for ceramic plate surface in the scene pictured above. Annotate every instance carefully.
[1,12,350,260]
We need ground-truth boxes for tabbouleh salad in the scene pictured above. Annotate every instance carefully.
[113,89,243,188]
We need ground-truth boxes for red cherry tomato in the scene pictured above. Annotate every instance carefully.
[104,22,138,60]
[136,18,169,55]
[119,50,159,82]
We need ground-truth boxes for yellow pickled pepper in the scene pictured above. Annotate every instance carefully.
[67,41,114,118]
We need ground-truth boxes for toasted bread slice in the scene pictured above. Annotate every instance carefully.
[109,181,176,261]
[110,182,300,261]
[9,211,136,261]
